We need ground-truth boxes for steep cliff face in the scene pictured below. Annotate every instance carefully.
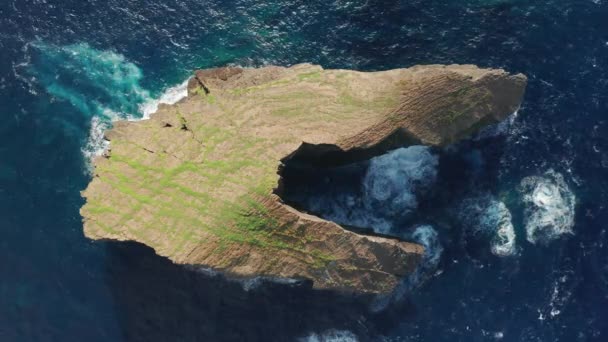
[80,64,527,294]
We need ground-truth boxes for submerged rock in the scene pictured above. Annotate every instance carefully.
[80,63,526,294]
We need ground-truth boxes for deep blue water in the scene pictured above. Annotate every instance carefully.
[1,0,608,341]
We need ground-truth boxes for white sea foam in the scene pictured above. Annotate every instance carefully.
[458,195,517,257]
[483,201,517,256]
[25,42,191,169]
[306,145,439,234]
[362,146,438,233]
[364,146,438,209]
[81,80,188,169]
[82,116,111,163]
[411,225,443,268]
[29,42,151,118]
[299,330,359,342]
[139,79,189,119]
[520,170,576,244]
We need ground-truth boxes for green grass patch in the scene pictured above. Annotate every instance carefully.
[297,71,322,81]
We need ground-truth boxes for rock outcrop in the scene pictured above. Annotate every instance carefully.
[81,63,526,294]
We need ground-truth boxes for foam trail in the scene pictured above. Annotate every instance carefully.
[458,195,517,257]
[27,42,151,119]
[520,170,576,244]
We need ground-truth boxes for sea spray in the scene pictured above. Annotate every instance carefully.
[520,170,576,244]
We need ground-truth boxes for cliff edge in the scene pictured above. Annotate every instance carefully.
[81,64,526,294]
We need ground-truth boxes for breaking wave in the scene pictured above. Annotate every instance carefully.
[458,195,518,257]
[520,170,576,244]
[81,115,111,163]
[139,79,189,119]
[24,42,188,165]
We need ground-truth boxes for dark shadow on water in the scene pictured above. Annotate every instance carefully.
[104,241,414,342]
[280,132,509,236]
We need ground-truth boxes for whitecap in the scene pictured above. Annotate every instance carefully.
[537,273,574,321]
[520,170,576,244]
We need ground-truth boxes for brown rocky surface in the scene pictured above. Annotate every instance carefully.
[81,63,526,294]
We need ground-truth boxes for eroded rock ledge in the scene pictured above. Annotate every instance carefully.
[81,64,526,294]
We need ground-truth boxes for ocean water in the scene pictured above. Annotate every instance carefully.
[1,0,607,341]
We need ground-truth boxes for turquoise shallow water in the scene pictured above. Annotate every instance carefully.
[1,0,608,341]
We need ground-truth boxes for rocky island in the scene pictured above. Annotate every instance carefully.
[81,64,526,294]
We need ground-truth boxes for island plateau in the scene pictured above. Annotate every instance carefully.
[81,63,527,294]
